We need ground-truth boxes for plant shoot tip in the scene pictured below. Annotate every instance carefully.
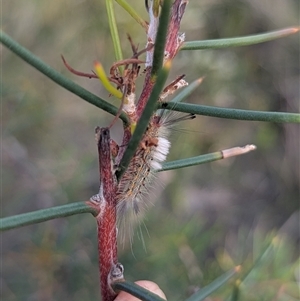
[235,265,242,273]
[94,61,102,67]
[164,59,172,70]
[222,144,257,159]
[197,76,205,84]
[294,26,300,32]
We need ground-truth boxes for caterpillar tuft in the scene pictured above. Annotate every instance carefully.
[116,110,195,245]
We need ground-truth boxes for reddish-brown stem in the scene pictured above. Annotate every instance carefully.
[61,55,98,79]
[136,0,188,117]
[110,58,144,74]
[115,126,132,167]
[165,0,187,58]
[96,127,118,301]
[136,68,155,117]
[85,2,188,298]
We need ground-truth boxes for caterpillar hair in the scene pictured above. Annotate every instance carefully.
[116,109,195,245]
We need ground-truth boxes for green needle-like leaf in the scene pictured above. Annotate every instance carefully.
[0,31,129,124]
[0,202,97,231]
[240,237,277,283]
[224,237,277,300]
[159,152,223,172]
[151,0,171,77]
[185,266,241,301]
[161,102,300,123]
[115,0,148,30]
[181,27,300,50]
[159,144,256,171]
[230,280,240,301]
[105,0,123,71]
[112,281,166,301]
[116,62,171,180]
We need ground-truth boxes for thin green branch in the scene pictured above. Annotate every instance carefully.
[159,144,256,171]
[224,237,277,300]
[0,31,129,124]
[112,281,166,301]
[94,61,123,99]
[181,27,300,50]
[151,0,171,77]
[115,0,148,30]
[230,281,240,301]
[240,237,277,284]
[161,102,300,123]
[159,152,223,172]
[116,62,171,180]
[1,144,255,231]
[0,202,97,231]
[185,266,241,301]
[105,0,123,72]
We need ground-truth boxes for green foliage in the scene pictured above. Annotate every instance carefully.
[2,0,299,300]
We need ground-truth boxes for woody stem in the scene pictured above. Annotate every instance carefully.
[96,128,118,301]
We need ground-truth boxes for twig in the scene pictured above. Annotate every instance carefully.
[88,127,119,301]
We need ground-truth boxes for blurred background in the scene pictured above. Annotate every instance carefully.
[2,0,299,300]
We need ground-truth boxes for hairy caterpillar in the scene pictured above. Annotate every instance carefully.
[116,109,195,245]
